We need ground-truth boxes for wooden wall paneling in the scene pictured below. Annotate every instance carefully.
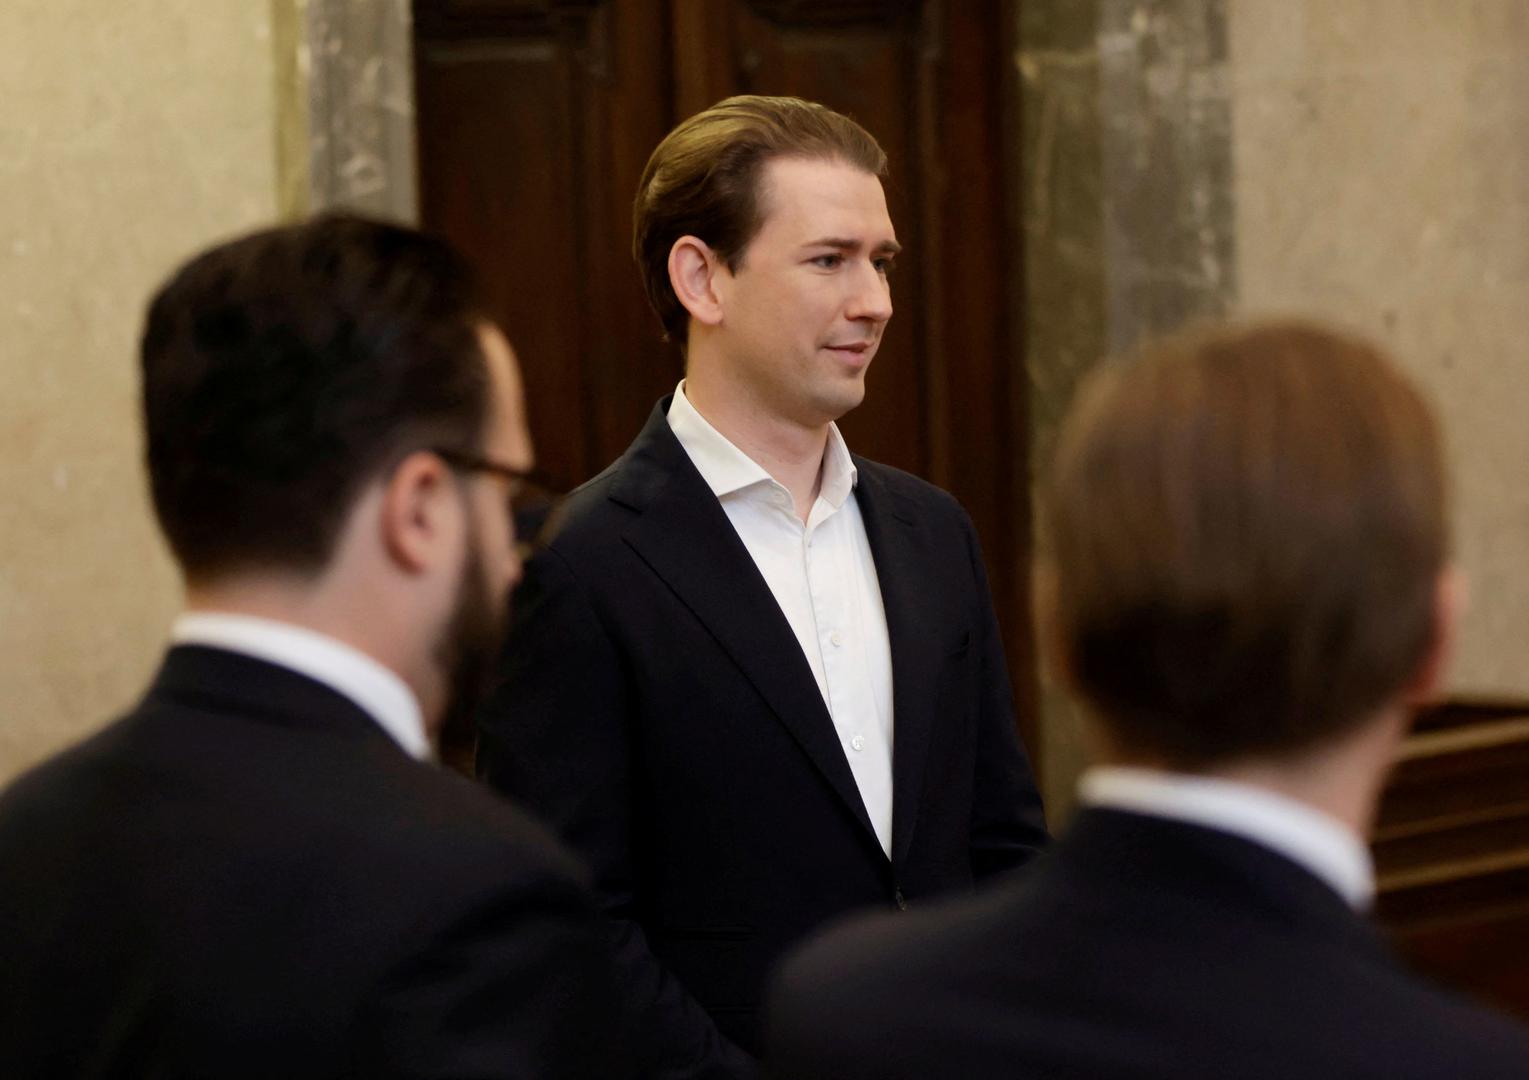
[416,0,680,487]
[1373,701,1529,1020]
[567,1,686,468]
[416,4,592,484]
[670,0,735,119]
[921,0,1037,742]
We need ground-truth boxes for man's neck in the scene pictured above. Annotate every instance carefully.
[681,376,832,522]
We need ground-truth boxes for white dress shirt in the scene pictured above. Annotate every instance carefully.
[668,382,896,856]
[171,612,432,761]
[1078,765,1376,910]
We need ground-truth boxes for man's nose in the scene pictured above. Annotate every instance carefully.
[846,261,893,323]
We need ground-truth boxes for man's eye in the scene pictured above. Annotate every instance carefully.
[874,257,896,276]
[811,254,842,269]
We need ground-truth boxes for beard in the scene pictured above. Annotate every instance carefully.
[432,537,509,774]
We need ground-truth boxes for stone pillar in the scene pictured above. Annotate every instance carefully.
[277,0,419,223]
[1018,0,1237,817]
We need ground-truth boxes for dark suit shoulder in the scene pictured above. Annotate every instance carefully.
[852,456,964,512]
[0,709,142,823]
[1326,948,1529,1078]
[3,698,588,905]
[367,750,592,885]
[770,828,1529,1080]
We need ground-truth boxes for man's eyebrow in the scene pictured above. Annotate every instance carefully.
[803,237,904,255]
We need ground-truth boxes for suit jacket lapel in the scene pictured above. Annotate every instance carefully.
[612,403,882,851]
[854,463,940,871]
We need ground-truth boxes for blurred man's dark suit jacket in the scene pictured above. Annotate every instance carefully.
[768,808,1529,1080]
[0,645,627,1079]
[477,400,1048,1077]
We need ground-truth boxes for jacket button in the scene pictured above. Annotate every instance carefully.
[894,886,908,911]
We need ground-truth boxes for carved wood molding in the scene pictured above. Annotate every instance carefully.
[1374,698,1529,929]
[414,0,607,40]
[742,0,919,28]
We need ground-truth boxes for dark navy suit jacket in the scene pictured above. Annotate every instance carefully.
[477,399,1047,1078]
[768,807,1529,1080]
[0,645,626,1079]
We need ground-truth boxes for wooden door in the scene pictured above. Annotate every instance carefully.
[413,0,1038,750]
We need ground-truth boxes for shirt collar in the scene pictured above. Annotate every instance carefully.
[1078,765,1376,910]
[170,612,432,762]
[666,380,858,507]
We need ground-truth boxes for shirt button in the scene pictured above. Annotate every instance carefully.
[850,735,865,752]
[830,630,844,647]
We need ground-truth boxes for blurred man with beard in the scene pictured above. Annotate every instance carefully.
[0,216,625,1079]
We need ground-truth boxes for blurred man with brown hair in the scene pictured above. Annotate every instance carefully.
[477,94,1047,1078]
[768,320,1529,1079]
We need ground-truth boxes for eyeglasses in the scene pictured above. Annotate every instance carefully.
[428,446,568,560]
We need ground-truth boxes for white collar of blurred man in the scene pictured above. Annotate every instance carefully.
[171,611,430,760]
[1079,766,1376,909]
[667,155,897,522]
[178,321,533,756]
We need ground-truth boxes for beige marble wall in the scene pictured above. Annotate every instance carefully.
[1022,1,1529,815]
[1229,0,1529,697]
[0,2,282,782]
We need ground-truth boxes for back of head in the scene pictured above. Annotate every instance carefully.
[1045,320,1448,767]
[141,214,489,584]
[632,94,887,344]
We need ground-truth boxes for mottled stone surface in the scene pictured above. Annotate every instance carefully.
[0,2,281,782]
[305,0,418,222]
[1229,0,1529,698]
[1023,0,1529,817]
[1019,0,1236,816]
[274,0,314,219]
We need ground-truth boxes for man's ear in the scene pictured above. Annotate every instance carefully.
[1403,565,1467,705]
[379,451,459,575]
[668,235,726,328]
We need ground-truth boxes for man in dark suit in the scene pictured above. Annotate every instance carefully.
[767,321,1529,1079]
[476,95,1048,1078]
[0,216,626,1078]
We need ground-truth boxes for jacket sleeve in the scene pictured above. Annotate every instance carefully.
[476,546,760,1080]
[958,509,1050,879]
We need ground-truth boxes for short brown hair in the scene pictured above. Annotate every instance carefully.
[632,94,887,344]
[1044,320,1448,767]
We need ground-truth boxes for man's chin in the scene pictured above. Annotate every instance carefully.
[816,376,868,422]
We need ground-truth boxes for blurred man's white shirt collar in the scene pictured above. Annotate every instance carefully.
[171,612,431,762]
[1079,765,1375,910]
